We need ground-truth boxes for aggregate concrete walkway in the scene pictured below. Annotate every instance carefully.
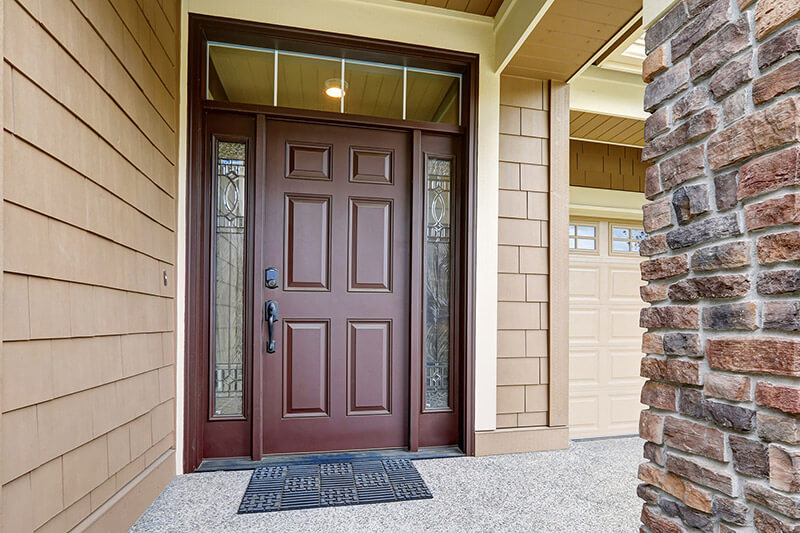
[131,437,643,532]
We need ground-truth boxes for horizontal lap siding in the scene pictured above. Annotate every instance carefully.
[2,0,178,531]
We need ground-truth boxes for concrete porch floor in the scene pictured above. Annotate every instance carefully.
[130,437,642,532]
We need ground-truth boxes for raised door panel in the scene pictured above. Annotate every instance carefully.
[283,320,330,418]
[348,198,393,292]
[350,147,393,184]
[285,142,332,180]
[346,320,392,415]
[284,194,331,291]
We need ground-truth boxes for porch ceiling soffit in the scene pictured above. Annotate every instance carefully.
[569,66,647,121]
[502,0,642,82]
[393,0,505,17]
[570,110,645,147]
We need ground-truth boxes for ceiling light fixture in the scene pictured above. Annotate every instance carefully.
[324,78,348,98]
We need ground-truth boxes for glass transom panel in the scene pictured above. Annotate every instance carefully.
[207,42,461,125]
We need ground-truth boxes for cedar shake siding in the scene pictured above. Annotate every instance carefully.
[1,0,179,531]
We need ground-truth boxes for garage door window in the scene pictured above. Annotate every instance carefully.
[568,222,598,252]
[610,224,647,255]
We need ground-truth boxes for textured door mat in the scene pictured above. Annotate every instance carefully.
[238,459,432,513]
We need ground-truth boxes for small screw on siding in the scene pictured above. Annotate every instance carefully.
[163,270,168,286]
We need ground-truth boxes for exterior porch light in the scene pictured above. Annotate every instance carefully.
[324,78,347,98]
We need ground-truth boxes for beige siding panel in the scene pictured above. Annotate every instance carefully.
[2,0,178,529]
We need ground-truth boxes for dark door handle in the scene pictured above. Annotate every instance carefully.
[266,300,279,353]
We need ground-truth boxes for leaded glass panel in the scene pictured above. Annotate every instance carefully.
[424,157,452,410]
[213,141,246,417]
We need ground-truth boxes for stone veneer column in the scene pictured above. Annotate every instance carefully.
[638,0,800,530]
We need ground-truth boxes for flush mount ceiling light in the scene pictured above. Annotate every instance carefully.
[324,78,348,98]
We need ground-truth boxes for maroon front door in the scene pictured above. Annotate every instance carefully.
[260,120,411,454]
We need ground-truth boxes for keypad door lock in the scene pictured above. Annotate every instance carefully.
[265,267,279,289]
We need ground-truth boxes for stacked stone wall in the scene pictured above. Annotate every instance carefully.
[639,0,800,530]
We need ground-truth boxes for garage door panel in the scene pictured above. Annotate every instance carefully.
[569,350,599,382]
[568,214,645,439]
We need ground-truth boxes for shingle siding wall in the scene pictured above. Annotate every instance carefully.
[569,139,648,193]
[497,75,550,428]
[638,0,800,530]
[1,0,179,531]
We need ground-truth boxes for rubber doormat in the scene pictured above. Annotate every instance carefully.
[238,459,432,513]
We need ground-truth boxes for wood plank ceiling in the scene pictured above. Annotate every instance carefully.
[570,110,645,147]
[504,0,642,81]
[395,0,504,16]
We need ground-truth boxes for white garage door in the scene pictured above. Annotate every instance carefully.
[568,218,646,439]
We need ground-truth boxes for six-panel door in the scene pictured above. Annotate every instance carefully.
[260,120,411,454]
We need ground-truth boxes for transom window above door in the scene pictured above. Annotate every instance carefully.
[207,42,462,125]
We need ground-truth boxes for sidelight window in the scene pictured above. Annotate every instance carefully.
[424,156,453,410]
[212,140,247,418]
[207,42,462,125]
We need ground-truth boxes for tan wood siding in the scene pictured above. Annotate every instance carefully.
[1,0,179,531]
[570,110,645,147]
[395,0,503,16]
[570,140,647,193]
[496,75,550,429]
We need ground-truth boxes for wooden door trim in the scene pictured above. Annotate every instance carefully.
[185,15,478,471]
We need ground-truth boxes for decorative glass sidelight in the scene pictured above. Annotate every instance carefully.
[424,157,452,410]
[213,141,247,417]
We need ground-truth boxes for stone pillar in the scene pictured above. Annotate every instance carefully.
[639,0,800,530]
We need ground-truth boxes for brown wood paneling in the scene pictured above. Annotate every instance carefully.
[505,0,641,81]
[569,139,646,193]
[283,321,330,417]
[350,147,394,184]
[570,110,645,146]
[348,198,393,292]
[286,142,332,180]
[346,320,392,415]
[1,0,179,531]
[284,194,332,290]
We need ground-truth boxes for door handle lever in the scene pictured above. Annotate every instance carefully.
[265,300,279,353]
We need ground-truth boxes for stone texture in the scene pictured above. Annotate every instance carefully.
[703,373,750,402]
[665,453,735,496]
[709,51,753,99]
[672,184,710,223]
[646,1,689,53]
[644,197,673,232]
[668,274,750,301]
[754,508,800,533]
[714,171,738,210]
[660,145,706,190]
[745,482,800,519]
[671,0,731,59]
[691,241,751,271]
[659,496,714,531]
[770,446,800,492]
[640,409,665,444]
[764,301,800,331]
[722,89,747,125]
[746,194,800,231]
[645,164,662,199]
[662,332,702,356]
[707,97,800,170]
[641,234,668,256]
[638,461,713,513]
[640,306,699,329]
[646,107,671,142]
[642,381,678,411]
[702,302,758,331]
[641,357,702,386]
[643,332,666,354]
[644,108,719,161]
[759,412,800,444]
[666,213,741,249]
[663,416,727,461]
[712,496,749,526]
[678,388,707,419]
[638,483,661,505]
[641,504,684,533]
[643,45,670,83]
[759,231,800,264]
[730,435,770,478]
[641,283,669,303]
[707,338,800,376]
[645,61,689,113]
[758,270,800,295]
[704,400,756,431]
[756,382,800,415]
[754,57,800,105]
[755,0,800,40]
[642,255,689,281]
[645,442,665,466]
[759,26,800,70]
[738,146,800,200]
[673,87,710,121]
[689,17,751,80]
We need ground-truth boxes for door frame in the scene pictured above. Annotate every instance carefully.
[184,14,479,472]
